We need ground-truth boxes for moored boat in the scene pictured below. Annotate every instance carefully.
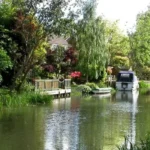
[116,71,139,91]
[92,87,112,94]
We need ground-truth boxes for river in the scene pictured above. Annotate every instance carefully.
[0,90,150,150]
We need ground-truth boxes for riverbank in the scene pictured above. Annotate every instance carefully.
[0,80,149,108]
[0,89,52,107]
[139,80,150,94]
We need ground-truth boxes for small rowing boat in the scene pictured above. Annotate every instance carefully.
[92,87,112,94]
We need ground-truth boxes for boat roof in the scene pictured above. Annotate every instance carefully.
[119,71,135,74]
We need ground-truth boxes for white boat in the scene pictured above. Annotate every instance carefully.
[116,71,139,91]
[92,87,112,94]
[92,93,111,98]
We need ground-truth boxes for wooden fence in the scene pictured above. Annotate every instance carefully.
[35,79,71,91]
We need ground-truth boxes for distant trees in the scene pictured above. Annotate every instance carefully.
[105,21,130,69]
[3,0,150,88]
[129,7,150,79]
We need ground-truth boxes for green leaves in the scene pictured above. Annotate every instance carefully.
[129,8,150,74]
[105,21,130,68]
[0,48,12,71]
[74,8,107,81]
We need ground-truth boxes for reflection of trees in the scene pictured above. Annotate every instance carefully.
[79,98,106,150]
[136,95,150,141]
[0,107,45,150]
[115,91,139,148]
[45,97,79,150]
[79,96,134,150]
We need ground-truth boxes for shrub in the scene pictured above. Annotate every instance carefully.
[139,80,150,88]
[85,82,99,89]
[77,84,92,93]
[136,66,150,80]
[98,81,107,88]
[19,81,34,92]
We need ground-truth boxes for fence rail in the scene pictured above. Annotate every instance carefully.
[35,79,71,91]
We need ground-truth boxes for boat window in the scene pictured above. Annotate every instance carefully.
[117,73,133,82]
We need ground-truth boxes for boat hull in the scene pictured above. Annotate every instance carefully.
[92,88,112,94]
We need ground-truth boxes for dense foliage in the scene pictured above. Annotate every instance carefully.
[73,2,108,81]
[129,8,150,79]
[105,21,130,69]
[1,0,150,91]
[0,0,84,90]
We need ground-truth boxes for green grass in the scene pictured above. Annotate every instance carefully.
[0,89,52,107]
[139,81,150,95]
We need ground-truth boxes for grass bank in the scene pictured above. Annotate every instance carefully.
[0,88,52,107]
[139,80,150,94]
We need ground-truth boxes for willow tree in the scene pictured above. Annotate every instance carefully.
[74,1,108,82]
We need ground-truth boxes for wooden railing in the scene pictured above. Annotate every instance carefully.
[35,79,71,91]
[64,79,71,89]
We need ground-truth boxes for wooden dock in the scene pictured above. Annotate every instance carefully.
[35,79,71,97]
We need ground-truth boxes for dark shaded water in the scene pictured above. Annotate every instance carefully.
[0,91,150,150]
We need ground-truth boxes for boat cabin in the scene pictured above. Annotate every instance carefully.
[116,71,139,91]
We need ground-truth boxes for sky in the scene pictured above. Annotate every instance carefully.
[96,0,150,32]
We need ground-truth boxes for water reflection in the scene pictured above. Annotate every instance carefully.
[44,98,80,150]
[1,90,150,150]
[115,90,139,148]
[0,107,45,150]
[116,90,139,102]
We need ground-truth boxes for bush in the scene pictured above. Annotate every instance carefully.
[19,81,34,92]
[136,66,150,80]
[85,82,99,89]
[77,84,92,93]
[98,81,107,88]
[139,81,150,88]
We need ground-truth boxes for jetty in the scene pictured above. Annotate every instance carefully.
[35,79,71,97]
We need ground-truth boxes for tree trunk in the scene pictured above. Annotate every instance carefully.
[11,47,34,91]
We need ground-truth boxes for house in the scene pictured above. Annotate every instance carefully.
[49,36,71,50]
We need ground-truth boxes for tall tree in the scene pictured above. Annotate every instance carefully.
[0,2,48,90]
[73,1,108,81]
[105,21,130,69]
[10,0,85,35]
[130,8,150,67]
[0,0,84,90]
[129,7,150,78]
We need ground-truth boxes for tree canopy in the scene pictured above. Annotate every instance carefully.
[72,1,108,81]
[129,7,150,79]
[105,21,130,69]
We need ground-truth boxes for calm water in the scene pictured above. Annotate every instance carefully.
[0,91,150,150]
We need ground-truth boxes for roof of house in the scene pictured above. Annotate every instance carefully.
[49,36,69,46]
